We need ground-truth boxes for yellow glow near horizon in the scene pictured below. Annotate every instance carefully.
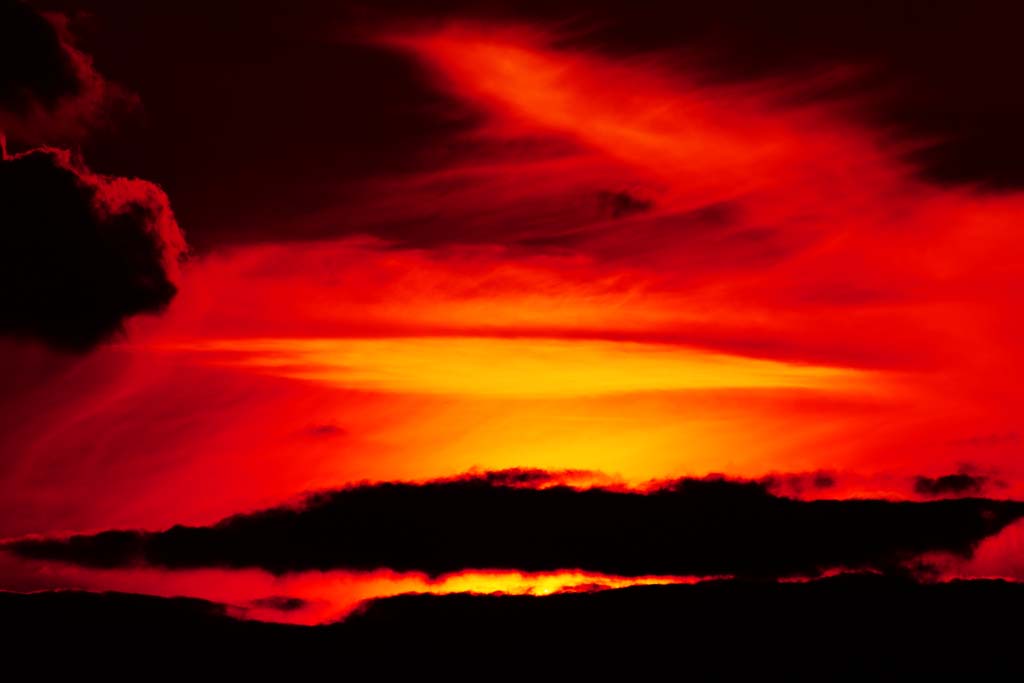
[158,336,875,398]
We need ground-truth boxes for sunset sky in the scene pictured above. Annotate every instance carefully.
[2,0,1024,637]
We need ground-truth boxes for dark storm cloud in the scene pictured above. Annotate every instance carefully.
[4,575,1024,676]
[0,1,119,141]
[759,470,837,497]
[0,147,185,351]
[10,474,1023,576]
[0,2,185,351]
[915,472,991,498]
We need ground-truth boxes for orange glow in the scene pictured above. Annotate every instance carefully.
[154,336,874,397]
[3,21,1024,592]
[0,552,698,625]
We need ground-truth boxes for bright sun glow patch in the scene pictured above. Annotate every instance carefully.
[156,336,876,398]
[0,551,701,626]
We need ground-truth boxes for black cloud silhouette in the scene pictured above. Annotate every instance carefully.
[0,147,185,350]
[915,472,991,498]
[10,473,1023,577]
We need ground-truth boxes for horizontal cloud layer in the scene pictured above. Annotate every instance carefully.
[10,474,1023,577]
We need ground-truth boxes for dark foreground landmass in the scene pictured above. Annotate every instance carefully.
[3,574,1023,678]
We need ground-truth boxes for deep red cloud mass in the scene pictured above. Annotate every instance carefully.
[0,146,185,350]
[0,3,183,352]
[2,4,1024,622]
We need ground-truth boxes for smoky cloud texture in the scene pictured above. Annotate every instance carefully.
[0,147,185,350]
[0,1,122,141]
[10,474,1023,577]
[915,472,993,498]
[0,2,184,350]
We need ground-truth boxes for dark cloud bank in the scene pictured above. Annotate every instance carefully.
[0,147,184,350]
[3,574,1024,676]
[11,474,1023,577]
[915,472,994,498]
[0,2,185,351]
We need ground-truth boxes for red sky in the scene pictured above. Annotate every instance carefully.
[2,2,1023,622]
